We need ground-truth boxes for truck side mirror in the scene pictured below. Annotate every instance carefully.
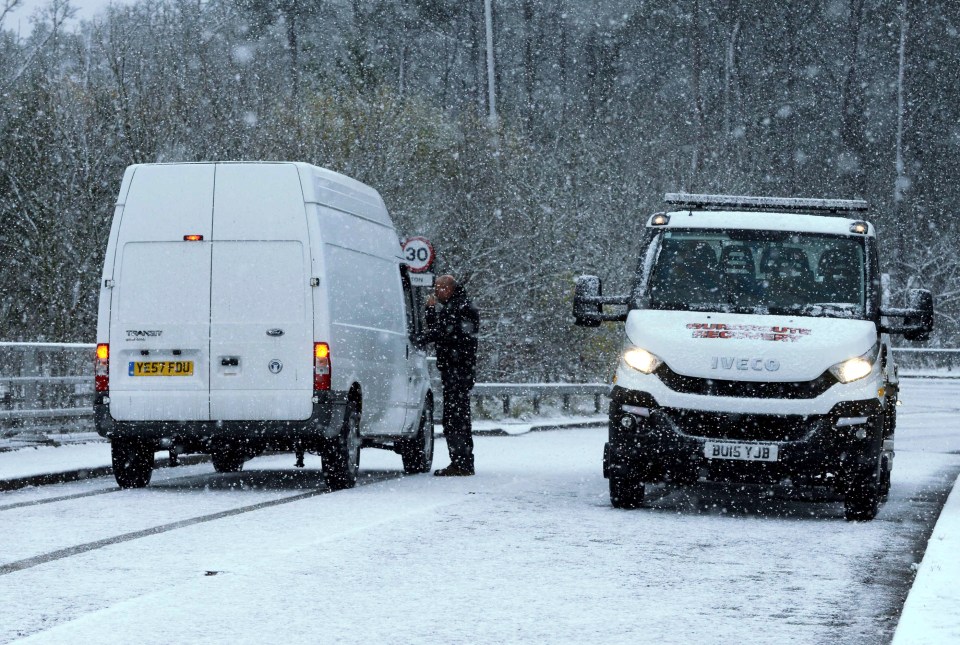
[574,275,604,327]
[903,289,934,342]
[573,275,630,326]
[881,288,934,341]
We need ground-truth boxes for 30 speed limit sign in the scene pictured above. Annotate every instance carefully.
[402,237,435,273]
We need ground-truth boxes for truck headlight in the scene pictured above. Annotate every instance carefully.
[623,346,662,374]
[829,345,878,384]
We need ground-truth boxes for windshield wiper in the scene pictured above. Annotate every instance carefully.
[798,303,861,318]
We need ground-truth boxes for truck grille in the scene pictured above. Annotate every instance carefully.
[657,409,818,442]
[655,365,836,399]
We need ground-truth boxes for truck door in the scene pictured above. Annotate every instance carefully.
[108,164,214,422]
[208,164,314,421]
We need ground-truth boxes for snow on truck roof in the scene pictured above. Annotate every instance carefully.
[651,192,875,237]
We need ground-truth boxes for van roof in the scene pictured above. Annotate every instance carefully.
[650,210,876,238]
[120,162,390,227]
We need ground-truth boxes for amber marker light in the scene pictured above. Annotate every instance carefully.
[183,234,204,241]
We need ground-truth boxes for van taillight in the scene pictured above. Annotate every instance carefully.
[95,343,109,392]
[314,342,331,391]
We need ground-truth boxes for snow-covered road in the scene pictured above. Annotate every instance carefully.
[1,379,959,644]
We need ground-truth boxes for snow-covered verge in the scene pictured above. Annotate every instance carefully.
[0,442,112,481]
[892,473,960,644]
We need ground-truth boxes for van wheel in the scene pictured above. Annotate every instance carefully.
[401,400,435,474]
[211,449,245,473]
[322,401,361,490]
[112,438,154,489]
[610,474,645,509]
[844,465,881,521]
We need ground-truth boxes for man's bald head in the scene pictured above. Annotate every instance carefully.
[435,274,457,303]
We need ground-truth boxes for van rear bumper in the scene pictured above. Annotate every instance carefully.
[94,391,349,449]
[603,386,886,489]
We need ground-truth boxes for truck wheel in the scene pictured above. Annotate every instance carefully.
[844,466,881,521]
[610,474,645,509]
[112,438,154,489]
[322,401,361,490]
[211,449,245,473]
[401,400,434,474]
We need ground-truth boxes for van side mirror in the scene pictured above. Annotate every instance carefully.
[573,275,629,326]
[881,288,934,341]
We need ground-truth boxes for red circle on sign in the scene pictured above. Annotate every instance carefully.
[402,236,435,273]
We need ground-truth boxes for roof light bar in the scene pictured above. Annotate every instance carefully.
[664,192,869,214]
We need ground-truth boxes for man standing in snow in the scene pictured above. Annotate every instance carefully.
[424,274,480,476]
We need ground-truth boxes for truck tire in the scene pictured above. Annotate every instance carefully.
[401,399,434,474]
[610,474,645,509]
[112,438,154,489]
[211,449,245,473]
[844,466,881,521]
[322,401,361,490]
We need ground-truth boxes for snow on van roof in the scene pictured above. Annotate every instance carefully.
[293,163,392,228]
[653,209,876,237]
[122,162,393,228]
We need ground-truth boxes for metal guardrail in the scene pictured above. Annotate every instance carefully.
[473,383,609,415]
[0,343,957,432]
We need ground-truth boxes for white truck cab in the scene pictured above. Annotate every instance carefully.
[574,193,934,520]
[95,162,434,489]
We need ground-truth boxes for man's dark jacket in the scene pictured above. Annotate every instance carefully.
[424,286,480,377]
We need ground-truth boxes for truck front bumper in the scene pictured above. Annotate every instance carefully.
[604,386,885,489]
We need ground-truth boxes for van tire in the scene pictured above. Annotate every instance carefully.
[844,465,881,521]
[211,449,245,473]
[401,399,434,474]
[112,438,154,489]
[610,474,645,509]
[322,401,361,490]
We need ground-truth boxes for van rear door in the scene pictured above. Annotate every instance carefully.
[208,164,313,421]
[108,165,214,421]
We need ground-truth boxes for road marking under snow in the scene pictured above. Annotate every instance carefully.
[0,472,400,576]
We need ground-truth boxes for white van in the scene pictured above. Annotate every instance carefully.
[95,162,434,489]
[575,193,934,520]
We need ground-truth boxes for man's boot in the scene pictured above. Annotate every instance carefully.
[433,463,474,477]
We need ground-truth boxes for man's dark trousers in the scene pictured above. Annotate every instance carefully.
[441,371,474,470]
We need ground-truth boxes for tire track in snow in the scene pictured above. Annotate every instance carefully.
[0,486,120,512]
[0,464,224,512]
[0,471,401,576]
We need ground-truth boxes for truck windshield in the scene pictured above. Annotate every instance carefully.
[643,229,866,318]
